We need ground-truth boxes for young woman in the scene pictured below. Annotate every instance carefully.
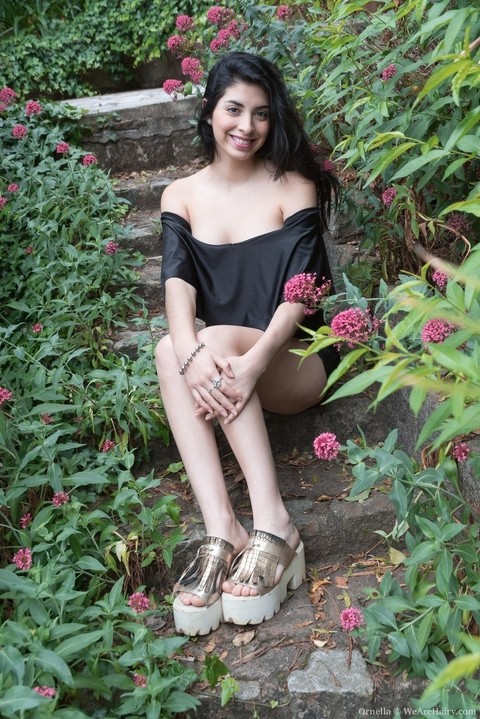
[155,51,340,635]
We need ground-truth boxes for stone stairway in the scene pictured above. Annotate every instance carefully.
[71,89,422,718]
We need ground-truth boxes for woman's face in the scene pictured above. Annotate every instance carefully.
[208,81,270,161]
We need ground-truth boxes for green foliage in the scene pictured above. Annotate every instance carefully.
[340,431,480,713]
[0,0,212,99]
[0,94,206,716]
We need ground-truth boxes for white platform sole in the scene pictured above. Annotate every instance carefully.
[173,595,223,636]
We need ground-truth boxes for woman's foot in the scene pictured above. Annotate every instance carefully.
[177,520,249,607]
[222,520,300,597]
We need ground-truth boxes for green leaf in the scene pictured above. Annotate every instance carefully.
[417,611,434,652]
[422,653,480,699]
[366,142,418,185]
[36,648,74,686]
[390,149,447,181]
[56,630,104,659]
[0,687,49,716]
[202,654,229,688]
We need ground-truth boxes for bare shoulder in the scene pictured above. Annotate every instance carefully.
[279,172,317,218]
[160,169,208,217]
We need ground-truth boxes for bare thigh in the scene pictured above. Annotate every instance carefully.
[198,325,327,416]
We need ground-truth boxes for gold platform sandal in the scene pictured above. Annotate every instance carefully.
[221,530,306,626]
[173,536,236,636]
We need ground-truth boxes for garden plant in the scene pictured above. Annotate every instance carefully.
[1,0,480,716]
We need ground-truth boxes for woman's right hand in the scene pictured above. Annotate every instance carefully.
[185,348,240,420]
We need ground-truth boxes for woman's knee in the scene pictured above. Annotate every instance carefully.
[155,334,176,380]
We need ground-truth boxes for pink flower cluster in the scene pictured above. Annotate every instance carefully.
[163,79,185,98]
[41,413,53,424]
[381,64,397,81]
[104,241,119,256]
[0,86,17,105]
[52,491,69,506]
[25,100,42,116]
[277,5,291,20]
[32,323,43,334]
[206,6,235,26]
[283,272,332,315]
[331,307,379,348]
[128,591,150,613]
[340,606,364,631]
[421,319,456,344]
[20,513,32,529]
[382,187,397,207]
[12,123,28,139]
[181,57,204,84]
[452,442,470,463]
[56,141,70,155]
[446,211,472,237]
[133,673,148,688]
[13,547,32,570]
[167,35,187,56]
[323,159,335,172]
[34,686,56,698]
[0,197,7,209]
[176,14,194,31]
[102,439,115,452]
[432,269,448,290]
[0,387,13,405]
[82,154,97,166]
[313,432,341,461]
[8,183,20,192]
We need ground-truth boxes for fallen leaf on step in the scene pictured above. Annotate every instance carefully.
[312,639,329,648]
[203,638,216,653]
[334,576,349,588]
[232,629,256,647]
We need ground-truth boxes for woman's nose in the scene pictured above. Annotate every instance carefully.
[238,114,254,134]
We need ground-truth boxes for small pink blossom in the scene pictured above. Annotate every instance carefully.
[226,19,241,39]
[40,413,53,424]
[382,187,397,207]
[25,100,42,116]
[176,14,194,31]
[206,6,234,26]
[101,439,115,452]
[381,64,397,82]
[56,141,70,154]
[313,432,341,461]
[331,308,379,347]
[452,442,470,463]
[167,35,186,56]
[210,38,223,53]
[421,319,456,344]
[32,323,43,334]
[284,272,332,315]
[133,673,148,688]
[25,245,33,255]
[446,212,472,237]
[13,547,32,570]
[277,5,291,20]
[0,197,7,209]
[104,241,119,255]
[0,387,13,405]
[52,491,69,507]
[0,103,8,112]
[128,591,150,613]
[7,183,19,192]
[12,123,28,139]
[34,686,56,698]
[340,606,364,631]
[20,513,32,529]
[0,86,17,105]
[82,154,97,166]
[432,270,448,290]
[181,57,204,84]
[163,79,185,97]
[323,159,335,172]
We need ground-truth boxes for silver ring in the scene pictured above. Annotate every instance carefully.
[211,377,222,391]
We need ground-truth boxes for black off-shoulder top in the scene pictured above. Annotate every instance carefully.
[160,207,333,339]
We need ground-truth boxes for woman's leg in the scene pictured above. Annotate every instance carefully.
[155,333,249,607]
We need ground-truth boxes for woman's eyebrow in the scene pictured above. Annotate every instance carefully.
[223,99,270,110]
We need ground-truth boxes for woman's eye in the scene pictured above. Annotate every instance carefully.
[256,111,269,120]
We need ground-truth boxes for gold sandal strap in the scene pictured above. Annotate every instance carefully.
[174,536,235,607]
[228,530,296,591]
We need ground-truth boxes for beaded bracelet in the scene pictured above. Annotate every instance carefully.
[179,342,205,375]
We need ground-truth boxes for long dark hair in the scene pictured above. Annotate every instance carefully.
[197,51,340,229]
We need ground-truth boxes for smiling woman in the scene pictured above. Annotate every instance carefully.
[155,51,340,636]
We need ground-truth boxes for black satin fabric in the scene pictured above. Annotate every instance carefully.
[161,207,334,337]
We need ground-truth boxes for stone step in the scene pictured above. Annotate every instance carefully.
[63,89,200,174]
[114,174,172,212]
[122,209,163,257]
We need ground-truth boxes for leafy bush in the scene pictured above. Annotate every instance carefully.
[0,91,202,717]
[0,0,212,99]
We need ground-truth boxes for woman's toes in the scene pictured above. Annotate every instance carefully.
[178,591,205,607]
